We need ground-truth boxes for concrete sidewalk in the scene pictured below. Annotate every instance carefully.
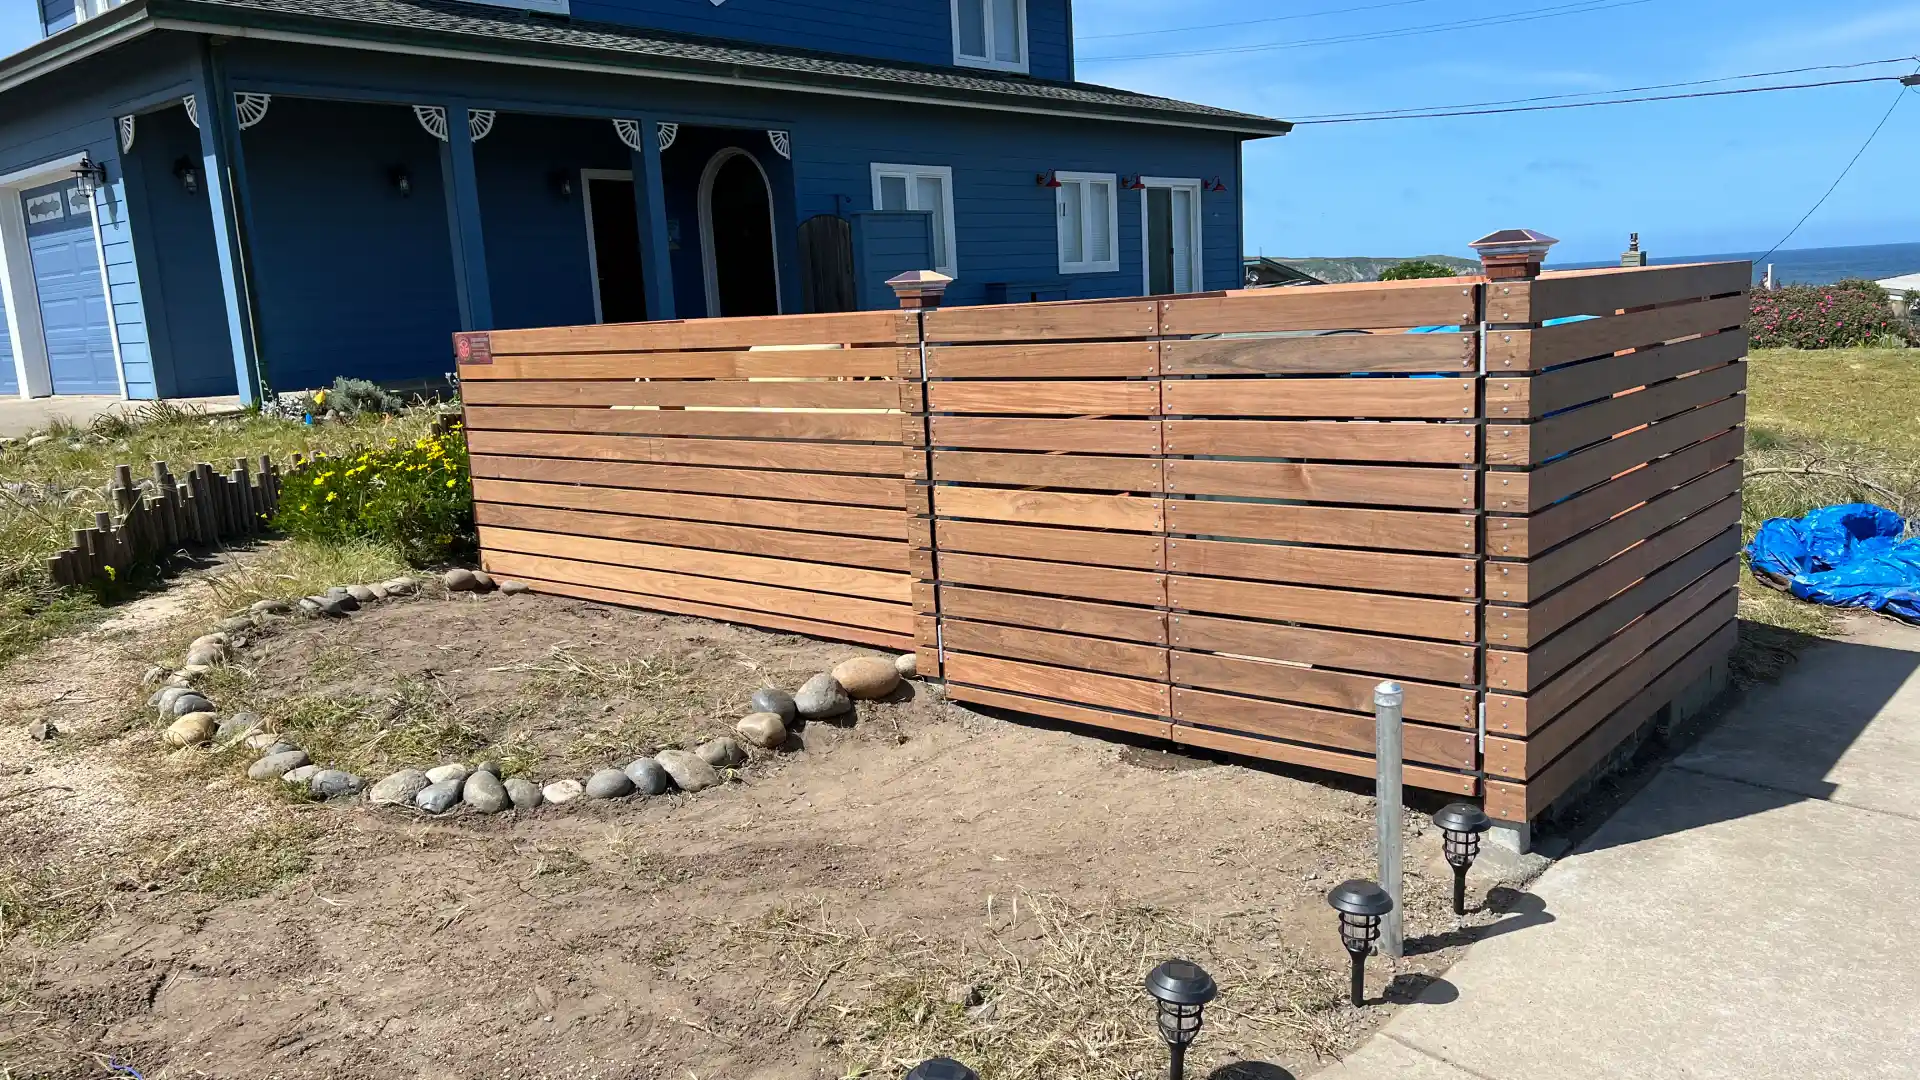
[0,395,242,438]
[1318,617,1920,1080]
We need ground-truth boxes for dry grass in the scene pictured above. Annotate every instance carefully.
[726,893,1353,1080]
[512,644,725,762]
[198,537,412,616]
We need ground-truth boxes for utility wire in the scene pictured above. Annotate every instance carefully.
[1754,71,1915,268]
[1290,56,1920,121]
[1080,0,1437,41]
[1080,0,1656,63]
[1291,75,1911,124]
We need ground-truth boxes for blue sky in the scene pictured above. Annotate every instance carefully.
[4,1,1915,262]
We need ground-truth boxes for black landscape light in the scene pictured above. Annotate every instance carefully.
[904,1058,978,1080]
[1145,959,1217,1080]
[1327,880,1393,1007]
[1433,802,1493,916]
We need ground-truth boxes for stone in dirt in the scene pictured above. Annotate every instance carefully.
[443,568,478,592]
[306,595,352,617]
[473,760,501,777]
[27,720,57,742]
[624,758,671,796]
[167,693,214,718]
[585,768,635,799]
[262,740,301,759]
[310,770,364,798]
[654,749,721,793]
[282,764,321,786]
[463,770,511,813]
[471,571,497,591]
[216,615,253,633]
[324,586,351,600]
[696,737,746,768]
[26,435,51,448]
[367,583,389,600]
[244,731,281,751]
[895,652,919,679]
[250,599,292,615]
[750,687,797,723]
[793,673,852,719]
[216,712,263,743]
[150,686,186,710]
[248,749,310,780]
[382,578,418,596]
[425,763,469,784]
[370,769,431,806]
[832,656,900,700]
[166,713,220,747]
[500,580,530,595]
[504,777,543,810]
[180,664,213,678]
[141,665,169,687]
[415,778,463,813]
[542,778,585,805]
[191,632,230,648]
[346,584,378,604]
[736,712,787,750]
[184,644,227,667]
[297,598,321,615]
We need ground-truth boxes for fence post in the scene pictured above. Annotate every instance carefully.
[1374,679,1405,960]
[889,271,949,680]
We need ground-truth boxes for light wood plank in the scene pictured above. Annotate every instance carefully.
[1162,377,1477,420]
[924,299,1159,342]
[466,430,905,476]
[463,379,899,410]
[932,451,1163,492]
[935,519,1165,570]
[928,381,1160,416]
[1170,575,1479,641]
[938,553,1166,606]
[471,477,907,539]
[934,487,1162,532]
[1165,459,1476,509]
[1163,420,1476,463]
[461,404,901,443]
[939,585,1168,644]
[1168,537,1477,598]
[931,416,1162,454]
[1160,279,1479,335]
[1166,499,1477,554]
[461,346,909,380]
[944,653,1170,715]
[471,455,906,508]
[943,620,1169,679]
[926,341,1160,378]
[479,526,911,602]
[1173,688,1475,770]
[1171,613,1476,684]
[481,310,916,354]
[1160,333,1476,375]
[1172,652,1474,727]
[474,503,907,571]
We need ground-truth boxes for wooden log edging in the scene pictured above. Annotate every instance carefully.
[47,454,288,589]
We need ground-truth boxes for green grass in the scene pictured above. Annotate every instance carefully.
[0,402,444,666]
[1737,346,1920,659]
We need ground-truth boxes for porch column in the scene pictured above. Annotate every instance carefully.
[438,105,493,330]
[630,115,676,320]
[196,45,263,404]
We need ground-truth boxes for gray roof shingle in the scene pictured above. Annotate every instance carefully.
[152,0,1291,134]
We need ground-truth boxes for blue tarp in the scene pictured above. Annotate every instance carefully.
[1746,504,1920,622]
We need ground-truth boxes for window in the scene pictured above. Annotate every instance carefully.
[871,163,958,277]
[952,0,1027,72]
[1139,177,1204,295]
[1055,172,1118,274]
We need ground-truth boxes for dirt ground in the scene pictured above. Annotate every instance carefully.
[1,579,1536,1080]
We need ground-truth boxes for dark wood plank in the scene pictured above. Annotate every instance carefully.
[463,379,900,410]
[1160,279,1479,334]
[926,341,1160,378]
[944,653,1170,715]
[1484,361,1745,466]
[1163,420,1477,464]
[1173,688,1476,770]
[1525,262,1751,323]
[1487,428,1742,558]
[471,455,906,508]
[1483,330,1747,418]
[935,519,1165,570]
[474,502,907,571]
[1160,333,1476,375]
[1172,652,1475,727]
[1486,396,1744,513]
[943,619,1170,679]
[1170,612,1477,684]
[466,430,906,476]
[1166,499,1477,555]
[462,404,900,443]
[1168,537,1478,598]
[1164,459,1476,509]
[1162,377,1477,420]
[471,477,907,539]
[1523,295,1749,369]
[1169,575,1479,641]
[924,299,1160,342]
[928,381,1160,416]
[932,451,1163,492]
[938,585,1168,644]
[481,310,916,354]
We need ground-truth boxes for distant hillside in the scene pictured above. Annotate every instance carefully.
[1268,255,1480,284]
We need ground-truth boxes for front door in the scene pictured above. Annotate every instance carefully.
[701,150,779,318]
[583,172,648,324]
[23,179,116,395]
[1143,181,1200,296]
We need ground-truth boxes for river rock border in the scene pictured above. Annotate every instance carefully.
[144,570,923,816]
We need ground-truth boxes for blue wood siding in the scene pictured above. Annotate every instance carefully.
[239,96,461,391]
[473,115,630,331]
[40,0,77,37]
[568,0,1072,80]
[121,100,237,398]
[849,209,934,310]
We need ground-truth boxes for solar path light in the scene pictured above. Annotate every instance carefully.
[1145,959,1218,1080]
[1433,802,1493,915]
[1327,880,1394,1007]
[904,1059,978,1080]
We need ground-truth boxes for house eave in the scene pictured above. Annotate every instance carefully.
[139,2,1290,137]
[0,1,159,97]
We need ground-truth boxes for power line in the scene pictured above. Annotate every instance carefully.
[1290,56,1920,121]
[1080,0,1657,63]
[1755,73,1915,268]
[1080,0,1438,41]
[1291,74,1911,124]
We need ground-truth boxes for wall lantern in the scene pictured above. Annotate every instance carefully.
[904,1059,978,1080]
[172,157,200,195]
[1121,175,1146,190]
[1145,959,1217,1080]
[1433,802,1492,916]
[71,155,107,199]
[389,165,413,198]
[550,170,574,199]
[1327,879,1393,1007]
[1035,170,1062,188]
[1204,176,1228,193]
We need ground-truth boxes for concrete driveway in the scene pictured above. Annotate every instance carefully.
[1317,616,1920,1080]
[0,395,241,438]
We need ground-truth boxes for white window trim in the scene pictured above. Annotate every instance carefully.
[1137,176,1204,296]
[869,162,958,278]
[1055,170,1119,275]
[950,0,1029,74]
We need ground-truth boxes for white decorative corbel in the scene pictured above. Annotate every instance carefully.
[182,94,199,129]
[768,130,791,160]
[469,109,496,141]
[235,93,272,131]
[657,122,679,152]
[414,105,449,142]
[612,119,644,152]
[118,115,135,153]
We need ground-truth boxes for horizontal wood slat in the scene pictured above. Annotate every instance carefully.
[1163,420,1477,463]
[946,683,1171,741]
[1486,396,1744,513]
[1486,428,1741,559]
[1165,459,1476,509]
[478,526,910,603]
[1483,361,1745,466]
[1159,279,1479,335]
[926,341,1160,378]
[472,455,907,507]
[468,430,905,475]
[944,653,1169,715]
[476,311,916,354]
[924,299,1160,342]
[1162,377,1477,420]
[1500,296,1748,372]
[928,380,1160,415]
[462,404,902,443]
[935,520,1165,570]
[462,379,901,410]
[931,417,1162,454]
[944,620,1169,680]
[1166,500,1477,554]
[1173,687,1475,770]
[471,478,907,539]
[1170,613,1477,684]
[1523,262,1752,324]
[1483,331,1748,419]
[1167,537,1478,598]
[1160,333,1477,375]
[933,451,1163,492]
[475,503,907,571]
[1171,652,1474,728]
[1170,575,1479,641]
[938,585,1169,644]
[935,486,1163,532]
[1168,723,1478,795]
[460,347,910,380]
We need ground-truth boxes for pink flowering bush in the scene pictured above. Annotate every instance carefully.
[1748,279,1909,349]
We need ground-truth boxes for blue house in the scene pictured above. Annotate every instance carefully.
[0,0,1290,402]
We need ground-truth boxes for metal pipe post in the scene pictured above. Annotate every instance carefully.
[1374,680,1405,959]
[1168,1042,1186,1080]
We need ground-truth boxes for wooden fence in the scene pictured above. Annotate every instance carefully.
[47,456,283,587]
[460,257,1750,826]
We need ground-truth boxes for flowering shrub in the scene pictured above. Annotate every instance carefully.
[1748,279,1910,350]
[272,424,474,565]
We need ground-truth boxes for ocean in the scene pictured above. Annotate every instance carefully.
[1554,241,1920,286]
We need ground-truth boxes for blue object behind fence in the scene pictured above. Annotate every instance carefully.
[1745,503,1920,622]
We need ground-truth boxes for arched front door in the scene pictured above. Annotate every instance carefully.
[699,148,780,318]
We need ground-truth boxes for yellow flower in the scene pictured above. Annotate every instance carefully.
[299,503,309,511]
[445,479,456,488]
[326,492,338,502]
